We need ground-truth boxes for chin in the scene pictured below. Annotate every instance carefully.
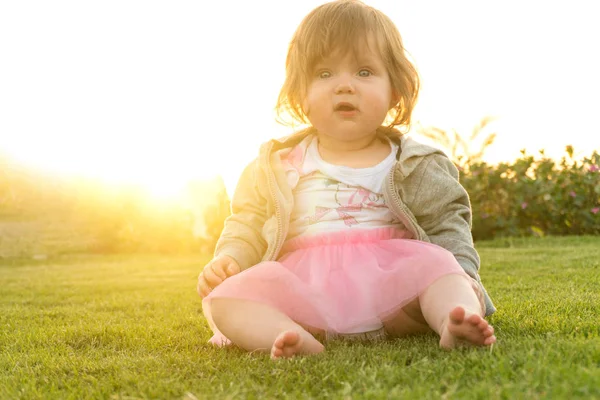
[325,131,376,141]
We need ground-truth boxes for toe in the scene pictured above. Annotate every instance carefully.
[449,306,466,323]
[484,336,496,345]
[282,331,298,346]
[477,319,488,329]
[271,348,282,359]
[273,335,284,348]
[466,313,483,326]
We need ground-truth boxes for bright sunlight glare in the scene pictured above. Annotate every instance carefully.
[1,0,599,199]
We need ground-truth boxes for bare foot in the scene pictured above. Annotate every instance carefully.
[439,306,496,349]
[270,330,324,360]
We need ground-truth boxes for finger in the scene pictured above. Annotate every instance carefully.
[209,261,228,280]
[203,266,224,288]
[225,262,241,277]
[197,276,212,298]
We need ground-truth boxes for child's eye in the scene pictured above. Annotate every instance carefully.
[358,69,372,77]
[318,71,332,79]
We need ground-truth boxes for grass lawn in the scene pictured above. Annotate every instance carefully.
[1,236,599,399]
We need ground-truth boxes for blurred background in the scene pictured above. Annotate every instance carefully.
[1,0,598,259]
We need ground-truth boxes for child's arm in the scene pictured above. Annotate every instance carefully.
[407,154,480,279]
[212,159,269,272]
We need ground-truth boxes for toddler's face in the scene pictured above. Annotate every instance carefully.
[302,38,394,143]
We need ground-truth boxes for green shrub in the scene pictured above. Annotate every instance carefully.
[462,146,600,240]
[3,147,598,257]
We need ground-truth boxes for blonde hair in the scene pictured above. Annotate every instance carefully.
[276,0,420,130]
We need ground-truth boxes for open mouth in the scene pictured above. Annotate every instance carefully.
[335,103,357,112]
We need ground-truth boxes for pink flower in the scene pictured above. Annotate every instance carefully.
[569,191,577,198]
[592,207,600,215]
[521,202,528,209]
[589,164,599,172]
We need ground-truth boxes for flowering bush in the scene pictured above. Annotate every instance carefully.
[1,146,599,258]
[461,146,600,240]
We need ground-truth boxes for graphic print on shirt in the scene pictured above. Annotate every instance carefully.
[305,179,391,227]
[281,136,403,232]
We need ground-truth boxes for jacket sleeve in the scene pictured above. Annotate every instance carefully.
[213,159,268,271]
[408,154,481,279]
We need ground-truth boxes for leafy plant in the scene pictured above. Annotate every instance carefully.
[462,146,600,240]
[416,116,497,168]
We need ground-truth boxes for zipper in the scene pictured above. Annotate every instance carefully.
[383,168,423,241]
[266,146,420,260]
[264,145,287,261]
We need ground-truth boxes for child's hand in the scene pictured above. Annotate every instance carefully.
[197,255,241,298]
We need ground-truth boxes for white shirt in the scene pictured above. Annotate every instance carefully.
[284,136,405,240]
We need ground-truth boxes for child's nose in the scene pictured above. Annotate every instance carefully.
[334,74,355,94]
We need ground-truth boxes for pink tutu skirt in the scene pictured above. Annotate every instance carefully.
[203,227,467,345]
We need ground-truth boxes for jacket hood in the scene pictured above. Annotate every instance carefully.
[264,126,448,179]
[395,135,447,179]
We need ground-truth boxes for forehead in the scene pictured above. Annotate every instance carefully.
[312,35,385,67]
[318,46,382,66]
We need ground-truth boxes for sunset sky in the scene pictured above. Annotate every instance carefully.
[1,0,598,198]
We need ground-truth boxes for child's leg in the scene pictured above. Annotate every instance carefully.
[383,297,432,337]
[209,298,325,359]
[419,274,496,348]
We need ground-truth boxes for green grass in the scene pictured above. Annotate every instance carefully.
[1,236,599,399]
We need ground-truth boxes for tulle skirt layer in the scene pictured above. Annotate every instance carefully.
[202,227,467,345]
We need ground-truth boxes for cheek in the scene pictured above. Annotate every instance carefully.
[303,86,322,115]
[379,88,394,113]
[366,92,393,115]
